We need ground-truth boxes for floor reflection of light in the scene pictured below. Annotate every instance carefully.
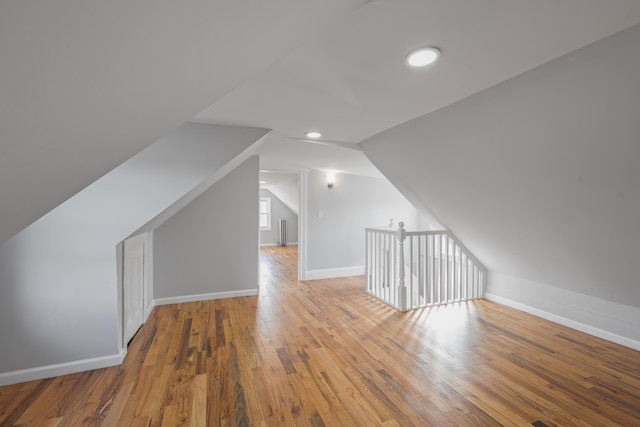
[256,248,290,335]
[259,245,274,287]
[379,301,477,375]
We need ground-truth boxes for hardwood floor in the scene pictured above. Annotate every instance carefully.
[1,245,639,426]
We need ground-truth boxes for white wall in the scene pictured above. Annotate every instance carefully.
[0,124,266,385]
[305,170,436,278]
[154,156,260,302]
[361,24,640,345]
[260,189,298,245]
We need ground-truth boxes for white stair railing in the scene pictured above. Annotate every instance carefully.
[365,222,486,311]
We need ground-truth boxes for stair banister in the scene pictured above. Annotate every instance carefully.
[365,221,485,311]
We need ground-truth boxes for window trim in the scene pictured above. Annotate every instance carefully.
[259,197,272,231]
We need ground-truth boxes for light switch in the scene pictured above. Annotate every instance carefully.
[317,209,323,219]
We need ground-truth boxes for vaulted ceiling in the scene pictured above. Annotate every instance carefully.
[0,0,367,243]
[194,0,640,173]
[3,0,640,277]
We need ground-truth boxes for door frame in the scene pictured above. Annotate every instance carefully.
[298,171,308,281]
[118,232,153,357]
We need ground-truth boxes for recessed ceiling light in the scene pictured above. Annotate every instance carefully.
[306,131,322,139]
[406,47,441,67]
[259,180,267,184]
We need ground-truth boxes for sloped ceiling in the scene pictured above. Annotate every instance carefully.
[361,24,640,307]
[0,0,368,243]
[260,171,299,215]
[259,136,383,178]
[0,123,267,373]
[195,0,640,145]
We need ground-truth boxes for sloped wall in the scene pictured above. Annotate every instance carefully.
[154,156,260,301]
[361,24,640,345]
[0,124,266,384]
[264,175,300,215]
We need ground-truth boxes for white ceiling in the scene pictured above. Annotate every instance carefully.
[259,170,298,189]
[4,0,640,242]
[259,135,383,178]
[194,0,640,173]
[0,0,367,243]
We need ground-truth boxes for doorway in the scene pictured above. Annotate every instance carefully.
[258,170,303,281]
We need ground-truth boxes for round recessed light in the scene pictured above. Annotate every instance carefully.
[259,180,267,184]
[406,47,441,67]
[305,131,322,139]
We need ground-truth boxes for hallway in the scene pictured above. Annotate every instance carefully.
[1,246,639,425]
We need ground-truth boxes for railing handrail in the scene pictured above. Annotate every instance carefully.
[407,230,485,274]
[364,227,398,234]
[366,227,486,274]
[442,231,486,275]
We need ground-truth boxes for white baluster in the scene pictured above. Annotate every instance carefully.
[365,225,485,310]
[365,230,370,292]
[397,222,407,311]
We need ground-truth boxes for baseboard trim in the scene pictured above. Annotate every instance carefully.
[144,301,155,321]
[153,289,259,306]
[484,293,640,351]
[305,266,364,280]
[260,242,298,247]
[0,351,125,387]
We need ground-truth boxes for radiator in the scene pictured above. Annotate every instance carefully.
[278,219,287,246]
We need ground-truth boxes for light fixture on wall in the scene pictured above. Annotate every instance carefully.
[326,173,336,188]
[406,47,441,67]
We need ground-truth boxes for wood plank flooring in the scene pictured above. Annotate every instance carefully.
[1,245,639,426]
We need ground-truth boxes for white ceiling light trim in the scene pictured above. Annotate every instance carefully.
[305,131,322,139]
[406,47,441,67]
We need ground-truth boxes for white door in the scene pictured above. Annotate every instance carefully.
[124,234,145,344]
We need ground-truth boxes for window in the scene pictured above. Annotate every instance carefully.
[259,197,271,230]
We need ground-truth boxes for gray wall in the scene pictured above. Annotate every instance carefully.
[0,124,264,381]
[154,156,259,298]
[306,170,436,271]
[264,174,299,215]
[361,24,640,342]
[260,189,298,245]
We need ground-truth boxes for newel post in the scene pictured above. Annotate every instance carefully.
[397,221,407,311]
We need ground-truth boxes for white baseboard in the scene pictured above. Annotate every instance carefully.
[0,351,125,387]
[305,266,364,280]
[484,293,640,351]
[144,301,155,321]
[0,289,258,386]
[153,288,259,306]
[260,242,298,247]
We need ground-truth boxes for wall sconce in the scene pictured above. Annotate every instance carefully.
[326,173,336,188]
